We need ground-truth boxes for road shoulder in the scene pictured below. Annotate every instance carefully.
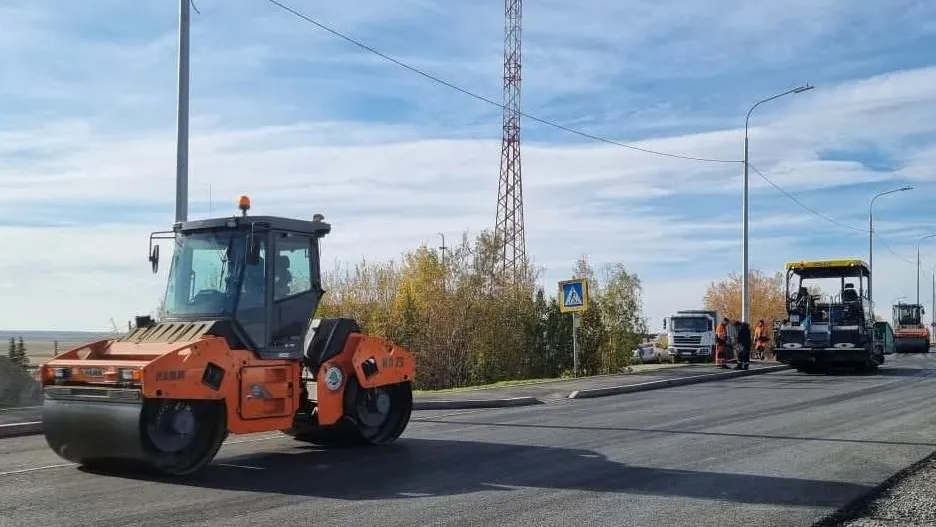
[815,450,936,526]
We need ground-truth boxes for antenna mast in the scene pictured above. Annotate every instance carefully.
[494,0,525,282]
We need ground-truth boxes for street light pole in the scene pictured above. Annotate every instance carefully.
[438,232,447,292]
[921,267,936,333]
[868,186,913,306]
[917,233,936,306]
[437,232,446,267]
[741,84,814,323]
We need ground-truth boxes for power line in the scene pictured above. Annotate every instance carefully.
[259,0,741,164]
[746,163,866,233]
[260,0,918,261]
[874,232,915,264]
[747,163,916,263]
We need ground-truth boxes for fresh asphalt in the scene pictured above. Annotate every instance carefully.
[414,363,738,402]
[0,363,768,424]
[0,407,40,426]
[1,354,935,527]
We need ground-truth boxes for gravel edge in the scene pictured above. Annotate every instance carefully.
[813,449,936,526]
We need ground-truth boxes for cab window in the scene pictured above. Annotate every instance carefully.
[274,233,313,301]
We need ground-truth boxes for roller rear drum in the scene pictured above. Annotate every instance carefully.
[286,379,412,446]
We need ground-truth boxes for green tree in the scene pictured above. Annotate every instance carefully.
[597,263,647,372]
[15,337,28,367]
[7,336,15,363]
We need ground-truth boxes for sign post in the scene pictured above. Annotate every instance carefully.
[559,278,588,376]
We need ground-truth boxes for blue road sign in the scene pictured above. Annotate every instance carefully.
[559,278,588,313]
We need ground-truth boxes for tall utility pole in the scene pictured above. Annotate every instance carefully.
[175,0,191,223]
[916,233,936,306]
[740,84,813,323]
[494,0,525,282]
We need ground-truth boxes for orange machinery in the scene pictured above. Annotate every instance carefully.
[892,302,930,353]
[38,197,414,476]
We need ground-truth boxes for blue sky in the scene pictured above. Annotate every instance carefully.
[3,0,936,331]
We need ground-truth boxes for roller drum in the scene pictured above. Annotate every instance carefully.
[894,336,928,353]
[41,387,228,476]
[42,392,147,466]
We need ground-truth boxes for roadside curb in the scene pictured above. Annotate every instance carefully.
[0,366,790,437]
[567,364,792,399]
[413,396,543,411]
[0,421,43,439]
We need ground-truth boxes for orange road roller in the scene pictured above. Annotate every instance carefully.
[38,196,415,476]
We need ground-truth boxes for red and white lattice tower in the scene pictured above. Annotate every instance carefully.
[494,0,525,281]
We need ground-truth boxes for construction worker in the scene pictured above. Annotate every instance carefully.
[715,317,730,368]
[753,319,769,360]
[730,320,742,366]
[736,321,752,370]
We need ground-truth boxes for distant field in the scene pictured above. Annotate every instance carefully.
[0,330,116,364]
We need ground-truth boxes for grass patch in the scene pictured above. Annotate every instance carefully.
[414,376,573,394]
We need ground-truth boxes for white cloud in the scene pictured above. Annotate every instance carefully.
[3,2,936,331]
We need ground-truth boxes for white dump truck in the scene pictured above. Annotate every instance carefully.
[662,309,720,363]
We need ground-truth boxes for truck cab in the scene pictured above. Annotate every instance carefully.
[663,310,718,363]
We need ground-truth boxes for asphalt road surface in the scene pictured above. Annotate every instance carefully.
[2,354,935,527]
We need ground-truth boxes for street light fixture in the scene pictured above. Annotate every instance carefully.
[916,233,936,306]
[741,83,815,323]
[868,185,914,305]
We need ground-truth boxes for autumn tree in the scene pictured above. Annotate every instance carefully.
[703,269,786,324]
[314,231,648,389]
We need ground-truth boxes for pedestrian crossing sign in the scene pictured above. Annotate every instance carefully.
[559,278,588,313]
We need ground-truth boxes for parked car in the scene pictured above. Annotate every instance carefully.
[632,343,664,364]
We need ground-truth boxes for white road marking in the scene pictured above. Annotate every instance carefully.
[216,463,265,470]
[0,463,75,477]
[224,433,286,446]
[0,433,290,478]
[413,408,495,420]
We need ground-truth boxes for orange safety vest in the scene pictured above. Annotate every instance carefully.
[754,324,768,348]
[716,323,728,350]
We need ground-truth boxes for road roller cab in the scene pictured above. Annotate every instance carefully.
[38,197,415,476]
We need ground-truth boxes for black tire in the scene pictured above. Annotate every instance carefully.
[288,378,413,447]
[854,360,879,374]
[288,422,364,447]
[346,378,413,445]
[797,364,824,374]
[139,399,228,476]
